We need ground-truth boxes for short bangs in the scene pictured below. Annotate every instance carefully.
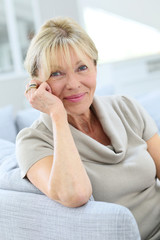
[39,42,95,81]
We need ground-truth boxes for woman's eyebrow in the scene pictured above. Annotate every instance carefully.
[51,60,85,71]
[51,65,63,71]
[75,60,85,66]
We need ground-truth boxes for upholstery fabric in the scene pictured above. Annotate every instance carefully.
[137,90,160,132]
[0,105,17,142]
[0,189,140,240]
[0,139,140,240]
[15,107,40,132]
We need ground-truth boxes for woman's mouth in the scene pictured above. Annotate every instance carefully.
[64,93,86,102]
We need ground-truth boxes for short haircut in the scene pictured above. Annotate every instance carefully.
[24,17,98,81]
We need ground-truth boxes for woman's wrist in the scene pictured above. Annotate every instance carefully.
[50,107,68,125]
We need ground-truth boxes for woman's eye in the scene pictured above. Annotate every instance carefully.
[78,65,87,71]
[50,71,61,77]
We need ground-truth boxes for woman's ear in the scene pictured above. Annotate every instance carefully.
[94,59,97,66]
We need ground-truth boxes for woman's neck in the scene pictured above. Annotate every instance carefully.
[68,109,97,134]
[68,108,111,146]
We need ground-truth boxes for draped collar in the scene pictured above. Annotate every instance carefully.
[40,96,128,164]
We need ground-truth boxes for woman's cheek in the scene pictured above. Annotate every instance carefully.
[87,75,96,88]
[50,83,64,98]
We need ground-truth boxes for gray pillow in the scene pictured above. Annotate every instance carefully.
[0,105,17,142]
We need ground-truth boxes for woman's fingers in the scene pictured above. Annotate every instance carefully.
[25,79,39,95]
[25,84,37,94]
[24,79,57,114]
[25,80,52,95]
[38,81,53,94]
[29,79,41,86]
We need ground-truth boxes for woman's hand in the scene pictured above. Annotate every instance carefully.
[25,79,66,118]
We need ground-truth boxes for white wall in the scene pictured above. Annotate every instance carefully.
[96,54,160,98]
[0,74,27,113]
[38,0,81,25]
[78,0,160,30]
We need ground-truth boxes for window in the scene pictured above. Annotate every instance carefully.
[84,8,160,64]
[0,0,39,77]
[14,0,36,62]
[0,0,13,73]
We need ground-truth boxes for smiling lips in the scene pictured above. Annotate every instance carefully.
[64,93,86,102]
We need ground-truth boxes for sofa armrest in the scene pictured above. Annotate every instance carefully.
[0,140,140,239]
[0,189,140,240]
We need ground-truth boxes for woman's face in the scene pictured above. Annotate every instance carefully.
[42,48,97,117]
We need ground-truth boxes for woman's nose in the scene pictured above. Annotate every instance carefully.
[66,74,80,89]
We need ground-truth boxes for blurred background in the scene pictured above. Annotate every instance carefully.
[0,0,160,113]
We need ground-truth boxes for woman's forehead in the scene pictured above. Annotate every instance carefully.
[50,48,89,69]
[39,47,93,80]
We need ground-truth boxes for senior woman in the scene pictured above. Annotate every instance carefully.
[16,17,160,239]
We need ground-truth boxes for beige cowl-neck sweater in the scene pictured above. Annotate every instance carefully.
[16,95,160,240]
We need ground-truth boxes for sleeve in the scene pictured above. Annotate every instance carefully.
[16,120,54,178]
[120,96,158,141]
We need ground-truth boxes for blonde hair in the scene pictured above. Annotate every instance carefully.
[24,17,98,81]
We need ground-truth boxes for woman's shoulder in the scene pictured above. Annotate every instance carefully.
[95,94,138,108]
[96,94,151,121]
[16,113,53,144]
[16,114,53,179]
[95,94,158,140]
[94,94,147,126]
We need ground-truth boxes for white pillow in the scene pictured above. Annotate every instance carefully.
[0,105,17,142]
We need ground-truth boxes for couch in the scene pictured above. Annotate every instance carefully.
[0,140,140,239]
[2,88,159,239]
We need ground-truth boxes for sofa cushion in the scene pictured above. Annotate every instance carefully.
[0,139,42,194]
[137,90,160,132]
[15,108,40,132]
[0,105,17,142]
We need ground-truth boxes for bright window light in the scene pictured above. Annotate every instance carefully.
[84,8,160,63]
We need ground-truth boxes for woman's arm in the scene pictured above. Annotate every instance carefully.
[26,81,92,207]
[147,133,160,180]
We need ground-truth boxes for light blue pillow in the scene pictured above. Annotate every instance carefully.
[0,105,17,142]
[15,108,40,132]
[137,90,160,133]
[0,139,15,165]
